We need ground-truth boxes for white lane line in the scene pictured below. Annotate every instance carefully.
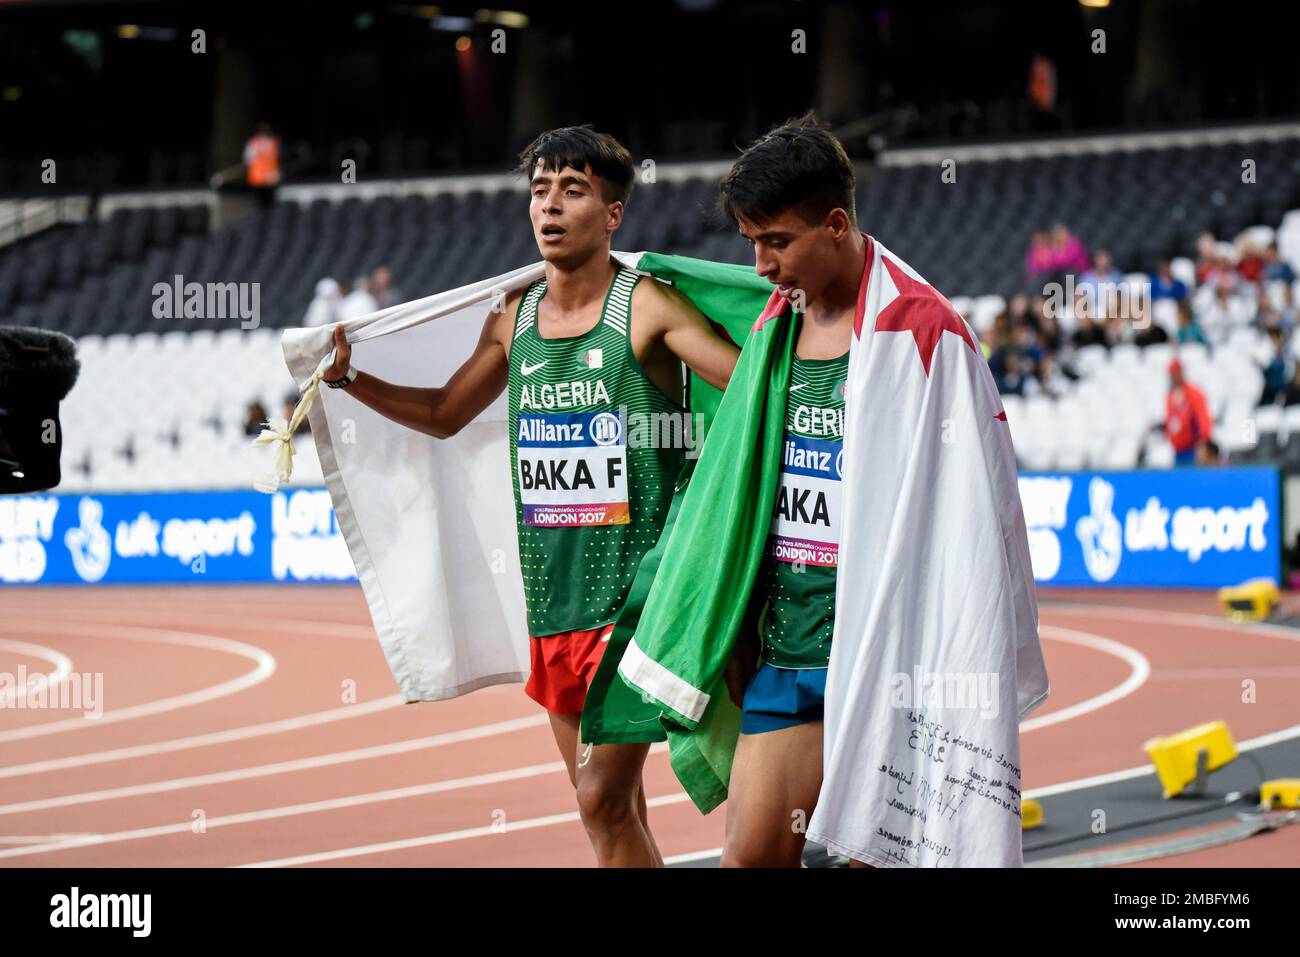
[0,761,567,861]
[664,847,724,865]
[0,743,669,863]
[0,622,275,742]
[1021,625,1151,732]
[38,611,378,642]
[0,639,75,708]
[0,695,405,779]
[238,792,693,868]
[0,833,98,844]
[1150,666,1300,680]
[0,714,549,815]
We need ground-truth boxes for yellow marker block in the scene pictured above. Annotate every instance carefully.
[1217,578,1279,622]
[1022,799,1044,830]
[1142,721,1237,799]
[1260,779,1300,810]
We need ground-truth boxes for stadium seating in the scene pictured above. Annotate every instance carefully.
[3,132,1300,489]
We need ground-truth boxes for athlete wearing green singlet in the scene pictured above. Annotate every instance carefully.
[740,318,848,737]
[756,345,848,670]
[507,263,687,637]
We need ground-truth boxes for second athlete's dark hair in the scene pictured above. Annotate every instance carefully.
[719,111,857,228]
[516,125,636,206]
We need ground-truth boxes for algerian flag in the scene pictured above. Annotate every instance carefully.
[260,252,768,705]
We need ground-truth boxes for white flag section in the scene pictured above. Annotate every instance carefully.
[266,252,643,702]
[806,239,1051,867]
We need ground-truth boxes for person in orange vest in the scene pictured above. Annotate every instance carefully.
[1165,358,1213,466]
[244,122,281,205]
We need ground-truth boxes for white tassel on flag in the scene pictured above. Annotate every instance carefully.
[251,352,333,493]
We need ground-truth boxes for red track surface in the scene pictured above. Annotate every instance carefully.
[0,585,1296,867]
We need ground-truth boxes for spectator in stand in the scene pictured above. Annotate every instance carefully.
[1261,326,1292,404]
[370,265,402,309]
[1262,241,1298,284]
[1202,246,1241,295]
[242,400,270,438]
[1025,231,1055,281]
[302,278,341,328]
[1194,232,1219,285]
[1196,438,1224,466]
[1009,319,1044,373]
[1048,223,1090,274]
[995,349,1037,397]
[982,311,1014,367]
[1077,249,1124,311]
[283,390,310,435]
[1278,283,1298,332]
[1164,358,1213,466]
[337,274,378,321]
[1030,353,1071,398]
[1236,238,1268,284]
[1175,300,1209,347]
[1006,292,1032,328]
[1150,259,1189,303]
[1194,280,1251,344]
[1102,314,1127,348]
[1071,299,1107,349]
[243,122,281,208]
[1255,299,1284,333]
[1034,298,1064,355]
[1133,297,1169,346]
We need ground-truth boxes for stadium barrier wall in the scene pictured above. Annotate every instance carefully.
[0,467,1283,588]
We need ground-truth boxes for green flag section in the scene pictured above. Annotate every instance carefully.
[579,253,772,751]
[584,253,798,814]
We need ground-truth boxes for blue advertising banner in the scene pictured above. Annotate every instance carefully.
[0,488,355,585]
[1,467,1282,588]
[1017,467,1281,587]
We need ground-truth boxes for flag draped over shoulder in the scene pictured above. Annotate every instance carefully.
[609,288,795,808]
[263,252,768,706]
[615,235,1051,866]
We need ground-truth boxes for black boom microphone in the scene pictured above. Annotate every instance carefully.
[0,325,81,494]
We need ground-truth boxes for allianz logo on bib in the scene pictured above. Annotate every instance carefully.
[517,411,622,446]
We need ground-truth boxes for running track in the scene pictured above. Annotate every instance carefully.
[0,585,1297,867]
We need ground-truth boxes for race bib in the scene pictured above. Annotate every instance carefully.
[516,411,629,527]
[769,433,842,567]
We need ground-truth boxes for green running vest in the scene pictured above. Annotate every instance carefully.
[756,346,849,669]
[508,265,686,636]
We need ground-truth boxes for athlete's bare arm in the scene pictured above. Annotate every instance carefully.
[631,277,740,393]
[322,289,522,439]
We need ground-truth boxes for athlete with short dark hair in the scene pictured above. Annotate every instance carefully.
[323,125,740,866]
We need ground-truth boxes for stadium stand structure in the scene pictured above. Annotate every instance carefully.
[2,124,1300,490]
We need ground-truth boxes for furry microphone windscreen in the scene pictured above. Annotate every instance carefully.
[0,326,81,405]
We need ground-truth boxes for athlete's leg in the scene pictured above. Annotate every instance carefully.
[547,711,581,788]
[720,720,824,868]
[574,739,661,867]
[545,710,660,866]
[535,628,660,866]
[635,778,663,863]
